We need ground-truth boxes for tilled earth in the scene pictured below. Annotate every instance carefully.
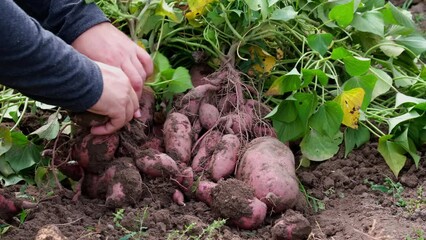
[1,141,425,240]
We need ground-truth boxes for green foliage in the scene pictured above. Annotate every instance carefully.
[80,0,426,176]
[113,208,149,240]
[167,219,226,240]
[365,177,407,207]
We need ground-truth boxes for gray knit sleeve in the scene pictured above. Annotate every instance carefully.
[0,0,103,112]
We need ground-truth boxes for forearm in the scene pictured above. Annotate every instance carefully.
[14,0,109,44]
[0,0,103,112]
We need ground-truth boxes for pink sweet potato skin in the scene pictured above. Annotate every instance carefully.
[209,134,241,181]
[0,194,37,221]
[195,181,217,206]
[236,137,299,213]
[179,167,194,193]
[172,189,185,206]
[192,130,222,172]
[199,102,219,130]
[105,158,143,208]
[135,151,180,178]
[163,112,192,164]
[72,133,119,174]
[231,197,267,230]
[137,86,156,127]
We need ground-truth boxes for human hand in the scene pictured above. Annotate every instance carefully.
[88,62,141,135]
[72,22,154,98]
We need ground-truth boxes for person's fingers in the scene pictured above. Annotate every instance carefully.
[136,48,154,77]
[121,59,143,98]
[90,112,124,135]
[131,55,147,82]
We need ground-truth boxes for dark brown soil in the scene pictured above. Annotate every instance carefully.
[1,141,425,240]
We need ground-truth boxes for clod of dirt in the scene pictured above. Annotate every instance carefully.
[34,224,67,240]
[211,179,254,220]
[271,210,311,240]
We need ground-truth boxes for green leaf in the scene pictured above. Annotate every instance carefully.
[379,40,405,58]
[343,74,377,110]
[382,3,416,30]
[351,11,384,37]
[344,125,370,157]
[0,174,24,187]
[343,56,371,76]
[387,111,421,133]
[271,93,317,142]
[0,132,42,173]
[30,113,60,140]
[394,128,420,167]
[378,134,407,177]
[395,92,426,108]
[370,67,392,100]
[309,101,343,138]
[244,0,268,20]
[394,35,426,56]
[0,127,12,156]
[266,68,301,95]
[270,6,297,22]
[301,130,343,161]
[168,67,193,94]
[328,0,354,27]
[307,33,333,56]
[301,69,328,86]
[153,52,171,73]
[330,47,351,60]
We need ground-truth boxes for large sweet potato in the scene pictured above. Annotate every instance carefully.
[135,150,180,179]
[105,158,143,208]
[211,179,267,230]
[209,134,240,181]
[199,102,219,130]
[163,112,192,164]
[191,130,222,172]
[236,137,299,213]
[72,133,119,174]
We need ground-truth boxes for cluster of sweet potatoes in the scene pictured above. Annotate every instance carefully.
[65,65,299,230]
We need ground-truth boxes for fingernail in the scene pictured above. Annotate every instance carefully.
[134,109,142,118]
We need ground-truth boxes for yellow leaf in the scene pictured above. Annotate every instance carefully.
[155,0,180,23]
[137,40,145,49]
[185,0,216,21]
[249,46,276,74]
[334,88,365,129]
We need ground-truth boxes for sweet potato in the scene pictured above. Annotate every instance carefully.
[105,158,143,208]
[70,112,108,129]
[211,179,267,230]
[252,122,277,138]
[199,102,219,130]
[172,189,185,206]
[209,134,240,181]
[179,84,220,104]
[82,165,116,199]
[236,137,299,213]
[72,133,119,174]
[163,112,192,164]
[195,180,217,206]
[135,150,180,178]
[192,130,222,172]
[179,167,194,193]
[190,63,214,87]
[220,112,253,135]
[217,93,237,114]
[0,193,37,221]
[137,86,156,128]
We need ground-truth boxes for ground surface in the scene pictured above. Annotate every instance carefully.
[1,141,425,240]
